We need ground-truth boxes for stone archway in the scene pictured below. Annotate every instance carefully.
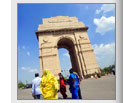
[57,37,82,78]
[35,16,99,78]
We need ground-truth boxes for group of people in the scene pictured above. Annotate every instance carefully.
[32,68,82,99]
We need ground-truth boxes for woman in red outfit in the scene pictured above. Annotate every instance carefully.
[58,73,67,99]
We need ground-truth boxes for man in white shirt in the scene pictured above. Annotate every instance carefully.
[32,73,42,99]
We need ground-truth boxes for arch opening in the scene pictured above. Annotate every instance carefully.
[57,37,81,78]
[58,48,71,78]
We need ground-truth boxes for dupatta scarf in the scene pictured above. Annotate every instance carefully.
[40,69,59,99]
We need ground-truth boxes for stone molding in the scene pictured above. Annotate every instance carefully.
[39,46,56,49]
[74,42,91,45]
[35,27,88,39]
[39,54,57,58]
[78,49,94,53]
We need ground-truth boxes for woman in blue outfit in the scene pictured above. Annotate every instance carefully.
[68,69,79,99]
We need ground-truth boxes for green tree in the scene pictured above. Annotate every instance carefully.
[103,64,115,74]
[18,82,26,88]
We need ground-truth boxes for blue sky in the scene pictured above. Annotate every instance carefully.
[18,4,115,83]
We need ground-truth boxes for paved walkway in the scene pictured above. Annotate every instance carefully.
[18,75,115,100]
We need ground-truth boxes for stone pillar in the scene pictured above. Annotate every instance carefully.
[78,42,99,74]
[69,50,77,72]
[73,33,85,78]
[74,44,83,79]
[78,40,88,76]
[39,44,61,78]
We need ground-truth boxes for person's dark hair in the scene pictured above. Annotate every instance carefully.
[58,73,64,78]
[58,73,61,76]
[35,73,39,77]
[69,68,73,73]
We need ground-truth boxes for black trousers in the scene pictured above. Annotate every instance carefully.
[62,93,67,99]
[78,86,82,99]
[34,95,41,99]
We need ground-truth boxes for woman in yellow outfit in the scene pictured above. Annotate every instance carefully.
[40,69,59,99]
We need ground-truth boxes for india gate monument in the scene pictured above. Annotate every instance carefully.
[35,16,99,78]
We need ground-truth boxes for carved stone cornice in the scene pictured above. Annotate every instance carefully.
[35,27,88,40]
[39,46,57,49]
[39,54,57,58]
[74,42,91,46]
[78,49,94,53]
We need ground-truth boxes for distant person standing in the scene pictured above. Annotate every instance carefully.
[32,73,42,99]
[82,75,84,80]
[98,69,101,78]
[73,72,82,99]
[112,68,115,75]
[68,68,79,99]
[58,73,67,99]
[94,72,98,79]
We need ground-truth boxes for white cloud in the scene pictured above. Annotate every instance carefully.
[22,46,25,49]
[21,66,38,73]
[96,4,115,14]
[27,51,30,56]
[93,43,115,69]
[21,66,27,70]
[63,52,70,57]
[94,16,115,35]
[96,9,101,14]
[29,69,38,73]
